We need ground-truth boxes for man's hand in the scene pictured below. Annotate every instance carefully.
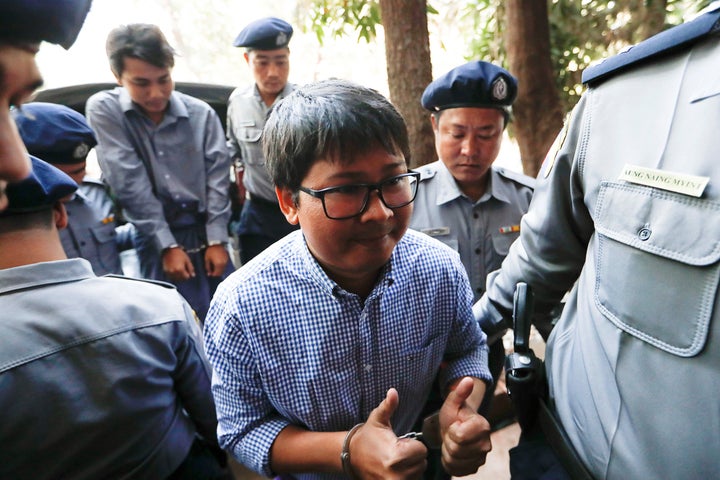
[350,388,427,479]
[162,246,195,282]
[438,377,492,476]
[204,244,229,277]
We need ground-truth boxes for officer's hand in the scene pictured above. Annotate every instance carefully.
[162,247,195,282]
[204,244,229,277]
[349,388,427,480]
[438,377,492,476]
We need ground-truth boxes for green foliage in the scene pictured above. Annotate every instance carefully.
[302,0,713,112]
[304,0,382,44]
[301,0,442,44]
[461,0,712,113]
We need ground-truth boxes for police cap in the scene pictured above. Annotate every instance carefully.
[2,156,77,215]
[15,103,97,165]
[233,17,293,50]
[0,0,93,50]
[421,61,518,113]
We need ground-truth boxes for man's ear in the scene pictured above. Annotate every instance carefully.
[276,186,299,225]
[430,113,439,131]
[53,202,68,230]
[244,51,251,65]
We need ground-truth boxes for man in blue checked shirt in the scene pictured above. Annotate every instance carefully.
[204,79,493,480]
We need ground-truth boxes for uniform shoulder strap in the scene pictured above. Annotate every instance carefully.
[582,6,720,87]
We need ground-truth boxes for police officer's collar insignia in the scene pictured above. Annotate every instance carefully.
[73,142,89,159]
[491,77,508,101]
[276,32,287,47]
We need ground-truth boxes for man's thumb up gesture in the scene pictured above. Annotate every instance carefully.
[438,377,492,476]
[347,388,427,479]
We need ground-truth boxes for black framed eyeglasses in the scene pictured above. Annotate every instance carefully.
[298,171,421,220]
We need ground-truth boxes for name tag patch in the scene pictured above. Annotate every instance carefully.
[421,227,450,237]
[619,164,709,197]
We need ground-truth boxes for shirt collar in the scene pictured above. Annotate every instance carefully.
[434,162,513,206]
[252,83,295,108]
[293,230,395,300]
[119,88,187,121]
[0,258,95,295]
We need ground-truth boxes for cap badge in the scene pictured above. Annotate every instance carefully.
[276,32,287,47]
[491,77,508,101]
[73,142,90,160]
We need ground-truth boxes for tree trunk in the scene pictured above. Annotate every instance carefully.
[504,0,564,178]
[379,0,436,168]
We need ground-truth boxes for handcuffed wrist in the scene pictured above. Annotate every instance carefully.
[162,244,183,255]
[340,422,364,479]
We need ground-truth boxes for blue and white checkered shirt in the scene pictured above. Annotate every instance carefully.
[204,229,491,479]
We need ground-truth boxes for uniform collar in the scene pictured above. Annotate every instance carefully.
[0,258,95,295]
[252,82,295,108]
[434,161,513,206]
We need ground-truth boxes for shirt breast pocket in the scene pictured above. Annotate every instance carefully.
[90,222,117,245]
[421,228,459,252]
[594,182,720,357]
[237,125,264,166]
[491,230,519,257]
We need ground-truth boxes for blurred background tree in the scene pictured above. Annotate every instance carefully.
[299,0,712,174]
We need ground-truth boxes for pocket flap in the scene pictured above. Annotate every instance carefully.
[596,181,720,266]
[90,224,117,244]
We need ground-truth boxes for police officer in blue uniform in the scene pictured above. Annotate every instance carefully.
[15,102,136,276]
[475,4,720,478]
[0,156,230,479]
[0,0,92,211]
[410,62,539,438]
[227,17,299,264]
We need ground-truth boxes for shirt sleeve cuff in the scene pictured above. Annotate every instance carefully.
[155,228,178,252]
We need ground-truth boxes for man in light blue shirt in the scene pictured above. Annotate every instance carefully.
[205,79,493,480]
[86,24,233,320]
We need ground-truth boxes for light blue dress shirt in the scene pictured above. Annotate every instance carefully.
[86,87,231,252]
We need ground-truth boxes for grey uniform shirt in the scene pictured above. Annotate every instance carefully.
[226,83,295,202]
[477,34,720,478]
[0,259,219,480]
[410,160,534,302]
[86,87,231,252]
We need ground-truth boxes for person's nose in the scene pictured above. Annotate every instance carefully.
[360,189,393,221]
[460,135,480,157]
[0,117,32,182]
[148,82,165,99]
[267,63,281,77]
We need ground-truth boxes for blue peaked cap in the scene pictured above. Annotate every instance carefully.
[421,61,518,112]
[0,0,93,49]
[233,17,293,49]
[15,103,97,165]
[3,156,77,215]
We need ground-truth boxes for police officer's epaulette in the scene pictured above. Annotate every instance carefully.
[495,167,536,189]
[416,165,438,182]
[103,274,177,289]
[582,5,720,87]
